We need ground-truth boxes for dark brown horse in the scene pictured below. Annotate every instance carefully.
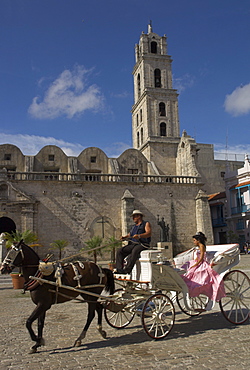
[0,241,115,353]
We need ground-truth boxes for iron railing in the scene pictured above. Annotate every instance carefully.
[231,204,250,215]
[212,217,227,227]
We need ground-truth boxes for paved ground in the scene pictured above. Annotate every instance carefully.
[0,256,249,370]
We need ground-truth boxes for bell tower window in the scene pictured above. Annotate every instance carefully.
[160,122,166,136]
[137,132,140,148]
[154,69,161,88]
[140,109,142,122]
[141,128,143,145]
[137,74,141,98]
[151,41,157,54]
[159,102,166,116]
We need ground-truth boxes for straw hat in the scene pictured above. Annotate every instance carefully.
[130,210,143,217]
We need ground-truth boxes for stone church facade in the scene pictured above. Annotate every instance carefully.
[0,25,242,257]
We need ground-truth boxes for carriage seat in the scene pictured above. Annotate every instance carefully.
[173,244,240,275]
[131,249,162,282]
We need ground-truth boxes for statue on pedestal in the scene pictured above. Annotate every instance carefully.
[157,215,169,242]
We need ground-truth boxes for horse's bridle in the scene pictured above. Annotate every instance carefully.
[0,243,23,272]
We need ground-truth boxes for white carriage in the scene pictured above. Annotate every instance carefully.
[104,243,250,339]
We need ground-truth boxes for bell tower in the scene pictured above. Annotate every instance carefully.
[132,24,180,174]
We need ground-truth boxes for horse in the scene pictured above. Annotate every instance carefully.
[0,241,115,353]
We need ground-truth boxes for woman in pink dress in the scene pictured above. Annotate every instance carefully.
[181,232,226,306]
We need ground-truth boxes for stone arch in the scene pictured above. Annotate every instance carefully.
[34,145,68,172]
[160,122,166,136]
[154,68,161,87]
[0,216,16,234]
[0,144,25,171]
[151,41,157,53]
[89,216,116,239]
[78,147,109,173]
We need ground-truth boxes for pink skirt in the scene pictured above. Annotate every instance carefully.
[181,259,226,302]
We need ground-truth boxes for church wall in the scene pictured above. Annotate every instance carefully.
[141,141,178,175]
[117,149,148,174]
[0,180,37,243]
[2,179,201,258]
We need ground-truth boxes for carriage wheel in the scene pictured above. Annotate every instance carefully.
[141,293,175,339]
[104,289,135,329]
[219,270,250,325]
[176,292,208,316]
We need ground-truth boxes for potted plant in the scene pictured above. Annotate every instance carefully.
[9,272,25,289]
[105,236,122,270]
[4,230,39,289]
[50,239,68,260]
[82,235,103,264]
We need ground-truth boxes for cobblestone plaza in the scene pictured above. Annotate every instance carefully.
[0,256,249,370]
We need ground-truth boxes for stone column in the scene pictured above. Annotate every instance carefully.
[195,190,214,244]
[121,190,135,236]
[21,205,35,232]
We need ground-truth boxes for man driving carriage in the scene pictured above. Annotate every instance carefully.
[116,210,152,274]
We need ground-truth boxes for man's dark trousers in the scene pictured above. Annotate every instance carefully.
[116,242,148,273]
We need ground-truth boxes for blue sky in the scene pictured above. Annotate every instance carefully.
[1,0,250,159]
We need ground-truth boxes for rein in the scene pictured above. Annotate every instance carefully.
[58,240,120,263]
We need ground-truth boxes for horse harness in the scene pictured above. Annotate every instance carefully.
[3,245,106,303]
[31,261,105,303]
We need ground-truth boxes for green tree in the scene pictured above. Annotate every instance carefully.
[83,235,103,263]
[50,239,69,260]
[4,230,38,249]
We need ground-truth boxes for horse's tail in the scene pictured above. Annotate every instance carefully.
[102,268,115,295]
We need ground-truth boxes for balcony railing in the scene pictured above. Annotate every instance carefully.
[212,217,227,227]
[231,204,250,215]
[5,171,200,184]
[236,220,245,230]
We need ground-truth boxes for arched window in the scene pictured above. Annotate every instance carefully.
[151,41,157,54]
[140,109,142,122]
[141,128,143,145]
[159,102,166,116]
[137,132,140,148]
[136,114,139,127]
[137,74,141,97]
[160,122,166,136]
[154,69,161,88]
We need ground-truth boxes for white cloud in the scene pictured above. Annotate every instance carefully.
[224,83,250,116]
[214,143,250,161]
[173,73,195,93]
[104,142,131,157]
[111,91,131,99]
[0,133,85,156]
[0,133,131,158]
[28,65,104,119]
